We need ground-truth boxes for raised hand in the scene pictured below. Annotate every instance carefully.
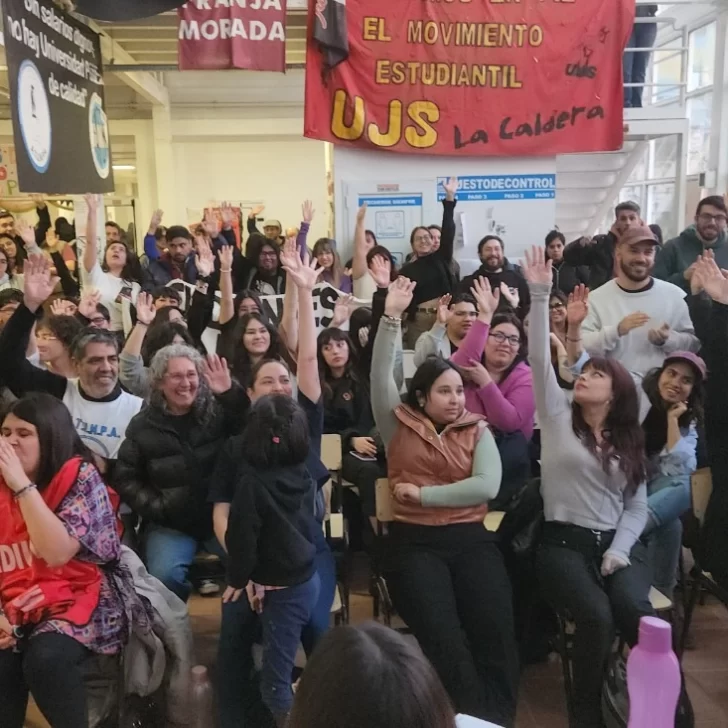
[84,193,99,212]
[522,245,553,286]
[356,202,368,226]
[135,291,157,326]
[436,294,452,325]
[149,209,163,233]
[220,202,235,229]
[443,176,458,201]
[282,248,323,291]
[647,322,671,347]
[369,254,392,289]
[249,204,265,219]
[78,289,102,320]
[202,354,232,394]
[218,244,234,272]
[202,209,220,239]
[384,276,417,318]
[617,312,650,337]
[195,235,215,278]
[23,254,59,313]
[331,293,353,328]
[50,299,76,317]
[566,284,590,328]
[470,276,500,322]
[302,200,314,224]
[694,253,728,304]
[499,281,520,310]
[15,219,36,249]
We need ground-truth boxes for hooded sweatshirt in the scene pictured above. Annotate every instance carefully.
[225,461,316,589]
[654,224,728,292]
[459,259,530,319]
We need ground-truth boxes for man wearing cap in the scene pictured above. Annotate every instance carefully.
[580,225,700,387]
[247,204,284,245]
[654,195,728,292]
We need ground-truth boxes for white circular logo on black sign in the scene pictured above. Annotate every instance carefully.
[88,92,110,179]
[17,60,51,174]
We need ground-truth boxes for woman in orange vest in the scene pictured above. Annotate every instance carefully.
[370,276,519,728]
[0,393,128,728]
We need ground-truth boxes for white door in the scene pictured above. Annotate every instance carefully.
[343,181,433,266]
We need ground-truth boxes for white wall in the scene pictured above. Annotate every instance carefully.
[333,147,556,264]
[172,137,329,243]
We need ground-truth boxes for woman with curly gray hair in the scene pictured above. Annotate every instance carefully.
[114,343,247,601]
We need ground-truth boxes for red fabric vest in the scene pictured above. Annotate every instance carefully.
[0,458,102,629]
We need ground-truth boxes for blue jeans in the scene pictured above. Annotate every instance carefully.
[217,538,336,728]
[647,475,691,527]
[645,518,683,599]
[260,573,320,721]
[143,524,222,602]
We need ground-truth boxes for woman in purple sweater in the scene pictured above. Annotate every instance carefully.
[450,276,535,439]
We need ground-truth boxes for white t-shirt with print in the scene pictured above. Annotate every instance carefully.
[62,379,143,459]
[81,262,140,333]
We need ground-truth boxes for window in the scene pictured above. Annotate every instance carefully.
[627,145,648,183]
[650,136,677,179]
[687,92,713,174]
[652,49,682,104]
[648,183,676,238]
[620,185,644,211]
[688,23,716,92]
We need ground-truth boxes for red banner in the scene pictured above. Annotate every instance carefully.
[305,0,634,157]
[177,0,287,72]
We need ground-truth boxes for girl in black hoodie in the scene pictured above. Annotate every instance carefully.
[224,393,320,727]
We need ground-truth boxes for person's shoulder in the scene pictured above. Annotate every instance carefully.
[651,277,687,299]
[118,389,144,410]
[586,278,617,301]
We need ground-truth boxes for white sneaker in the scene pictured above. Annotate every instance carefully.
[198,579,220,596]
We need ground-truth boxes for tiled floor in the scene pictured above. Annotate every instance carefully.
[25,573,728,727]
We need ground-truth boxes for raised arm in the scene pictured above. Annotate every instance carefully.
[522,246,569,419]
[247,204,264,237]
[371,278,416,448]
[82,193,100,275]
[437,177,457,262]
[144,209,163,260]
[217,244,236,326]
[451,276,498,368]
[120,292,155,397]
[565,284,589,365]
[280,244,323,403]
[352,203,372,281]
[414,299,450,367]
[278,238,300,356]
[0,255,66,399]
[298,200,313,259]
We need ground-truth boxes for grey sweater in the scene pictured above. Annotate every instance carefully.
[529,282,647,560]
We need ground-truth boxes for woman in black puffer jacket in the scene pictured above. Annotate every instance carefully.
[114,343,246,601]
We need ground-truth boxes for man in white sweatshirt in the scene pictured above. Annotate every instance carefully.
[580,225,700,387]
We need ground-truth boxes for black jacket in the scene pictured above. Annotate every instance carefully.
[323,376,376,454]
[550,259,589,296]
[460,260,530,320]
[563,233,617,291]
[226,461,316,589]
[114,387,247,539]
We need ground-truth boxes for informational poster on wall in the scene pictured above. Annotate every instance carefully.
[333,147,556,266]
[4,0,114,193]
[0,146,21,198]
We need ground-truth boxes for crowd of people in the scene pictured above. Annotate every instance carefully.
[0,181,725,728]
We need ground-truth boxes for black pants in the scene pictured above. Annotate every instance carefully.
[0,632,91,728]
[537,523,654,728]
[384,523,519,727]
[341,453,387,517]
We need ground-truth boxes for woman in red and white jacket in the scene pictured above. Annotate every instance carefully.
[0,392,128,728]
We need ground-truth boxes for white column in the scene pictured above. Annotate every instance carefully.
[707,11,728,195]
[152,104,184,224]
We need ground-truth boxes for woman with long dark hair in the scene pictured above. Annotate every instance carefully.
[231,312,285,387]
[318,327,385,530]
[0,393,139,728]
[524,245,654,728]
[370,276,518,727]
[0,245,24,291]
[289,622,501,728]
[81,194,143,334]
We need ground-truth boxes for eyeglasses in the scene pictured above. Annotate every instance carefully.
[89,316,109,326]
[490,332,521,347]
[414,234,432,243]
[165,372,198,384]
[698,213,728,225]
[549,302,565,310]
[260,251,278,258]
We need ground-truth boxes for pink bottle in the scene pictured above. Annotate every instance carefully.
[627,617,680,728]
